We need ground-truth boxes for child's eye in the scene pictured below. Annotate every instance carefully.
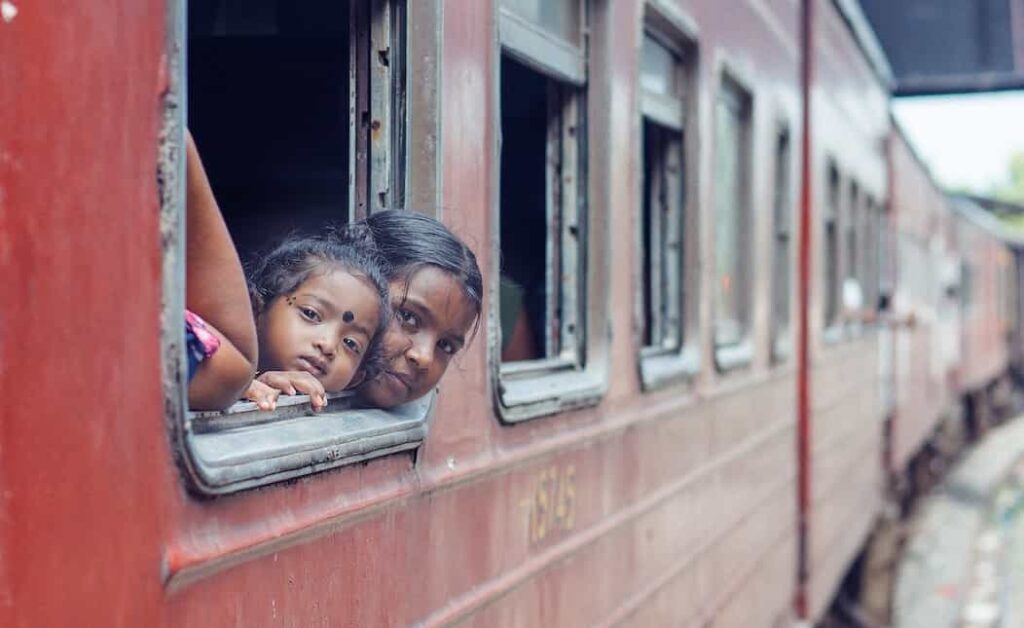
[343,337,362,354]
[438,339,456,356]
[298,307,321,322]
[396,309,419,329]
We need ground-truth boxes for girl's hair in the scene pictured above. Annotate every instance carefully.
[247,229,390,378]
[351,210,483,319]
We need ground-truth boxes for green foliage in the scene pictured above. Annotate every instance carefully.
[992,151,1024,205]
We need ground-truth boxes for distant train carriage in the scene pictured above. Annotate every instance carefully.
[1,0,1021,626]
[887,125,962,474]
[949,198,1019,432]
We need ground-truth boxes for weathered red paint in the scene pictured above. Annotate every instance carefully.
[0,2,169,627]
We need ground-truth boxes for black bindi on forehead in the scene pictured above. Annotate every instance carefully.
[343,310,355,323]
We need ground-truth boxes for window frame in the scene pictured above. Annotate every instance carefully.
[843,179,861,332]
[823,159,843,341]
[711,71,755,372]
[862,195,880,320]
[162,0,443,496]
[770,125,793,363]
[491,0,609,422]
[635,6,699,390]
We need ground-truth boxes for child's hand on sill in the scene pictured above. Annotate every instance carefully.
[245,371,329,412]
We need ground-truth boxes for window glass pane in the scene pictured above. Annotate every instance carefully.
[501,0,580,42]
[847,182,859,282]
[188,0,352,258]
[825,164,840,325]
[641,120,684,350]
[863,197,877,309]
[772,131,791,335]
[640,34,679,98]
[714,90,746,346]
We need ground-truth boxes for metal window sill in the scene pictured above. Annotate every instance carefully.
[182,393,434,495]
[496,367,606,423]
[639,345,700,391]
[714,339,754,372]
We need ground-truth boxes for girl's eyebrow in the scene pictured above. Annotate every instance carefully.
[301,293,371,337]
[299,293,339,316]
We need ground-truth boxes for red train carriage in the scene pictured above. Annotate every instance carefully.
[887,125,962,475]
[1,0,1016,626]
[949,199,1018,433]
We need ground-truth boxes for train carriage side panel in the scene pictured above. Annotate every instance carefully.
[953,206,1011,400]
[0,2,170,626]
[887,125,959,472]
[804,0,891,619]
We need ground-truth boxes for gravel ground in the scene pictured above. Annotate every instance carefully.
[893,416,1024,628]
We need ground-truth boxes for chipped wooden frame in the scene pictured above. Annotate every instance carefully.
[161,0,442,496]
[635,3,700,390]
[492,0,610,421]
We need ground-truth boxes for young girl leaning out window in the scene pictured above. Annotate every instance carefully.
[244,232,389,412]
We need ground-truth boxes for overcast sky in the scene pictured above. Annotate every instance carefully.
[892,90,1024,193]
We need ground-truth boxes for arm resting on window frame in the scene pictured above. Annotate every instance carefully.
[184,129,258,365]
[188,323,255,411]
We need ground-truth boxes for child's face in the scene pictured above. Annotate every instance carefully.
[357,266,478,408]
[257,268,381,393]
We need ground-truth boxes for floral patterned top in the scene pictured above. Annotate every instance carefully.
[185,309,221,381]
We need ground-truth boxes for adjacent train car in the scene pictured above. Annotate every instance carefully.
[887,125,962,475]
[2,0,1019,626]
[950,199,1018,432]
[802,0,891,619]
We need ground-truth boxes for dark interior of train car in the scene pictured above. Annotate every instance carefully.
[187,0,351,260]
[499,55,552,362]
[640,119,660,348]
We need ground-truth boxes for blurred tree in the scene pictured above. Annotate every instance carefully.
[992,151,1024,204]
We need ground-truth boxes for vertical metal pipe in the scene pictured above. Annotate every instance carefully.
[796,0,815,619]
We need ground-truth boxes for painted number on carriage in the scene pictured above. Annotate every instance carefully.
[523,465,577,546]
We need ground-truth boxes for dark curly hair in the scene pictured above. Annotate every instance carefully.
[247,229,390,381]
[349,210,482,322]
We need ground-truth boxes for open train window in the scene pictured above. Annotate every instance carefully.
[863,196,880,319]
[823,161,841,335]
[635,15,698,389]
[494,0,603,421]
[160,0,444,495]
[712,76,753,371]
[771,128,793,361]
[844,180,862,329]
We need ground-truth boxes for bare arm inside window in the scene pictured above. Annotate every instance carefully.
[185,129,258,364]
[188,324,255,411]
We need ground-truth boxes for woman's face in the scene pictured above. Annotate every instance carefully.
[358,266,478,408]
[257,269,381,393]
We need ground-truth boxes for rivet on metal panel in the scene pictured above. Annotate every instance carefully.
[1,1,17,23]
